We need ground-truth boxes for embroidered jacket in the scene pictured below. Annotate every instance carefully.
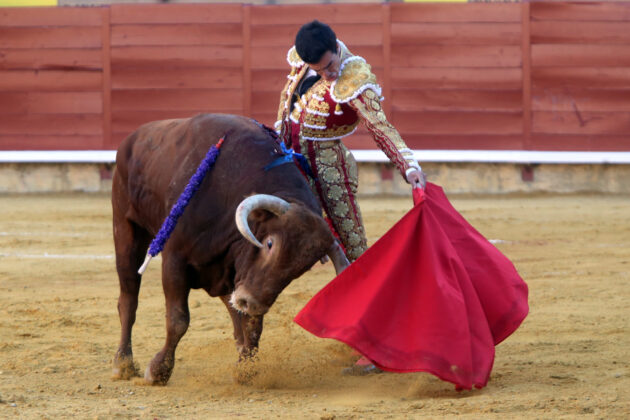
[275,40,420,178]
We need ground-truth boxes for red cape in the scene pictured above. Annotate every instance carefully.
[294,183,528,390]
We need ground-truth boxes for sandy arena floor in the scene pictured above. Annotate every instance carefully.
[0,191,628,419]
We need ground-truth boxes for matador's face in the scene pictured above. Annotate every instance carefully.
[310,45,341,82]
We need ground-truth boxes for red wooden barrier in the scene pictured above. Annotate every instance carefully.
[1,2,629,152]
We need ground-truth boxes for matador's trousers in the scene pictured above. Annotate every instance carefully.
[294,137,368,262]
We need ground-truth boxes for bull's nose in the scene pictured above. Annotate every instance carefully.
[236,298,249,310]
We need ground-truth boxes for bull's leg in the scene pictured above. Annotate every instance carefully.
[112,177,151,380]
[220,295,245,355]
[145,255,190,385]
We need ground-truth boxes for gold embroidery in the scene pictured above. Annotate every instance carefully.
[334,202,349,217]
[301,123,358,140]
[351,90,408,151]
[333,59,378,102]
[322,167,341,184]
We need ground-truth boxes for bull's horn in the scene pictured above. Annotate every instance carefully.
[235,194,290,248]
[327,240,350,275]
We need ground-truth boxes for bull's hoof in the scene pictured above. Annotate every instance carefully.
[232,355,259,385]
[112,353,140,380]
[144,356,174,386]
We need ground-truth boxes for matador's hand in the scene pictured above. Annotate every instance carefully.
[406,169,426,190]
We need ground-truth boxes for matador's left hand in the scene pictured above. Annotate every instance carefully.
[407,169,426,190]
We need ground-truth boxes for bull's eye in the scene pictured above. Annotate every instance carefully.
[266,239,273,249]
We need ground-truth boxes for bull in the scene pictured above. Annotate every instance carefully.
[111,114,348,385]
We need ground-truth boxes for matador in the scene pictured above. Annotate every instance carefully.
[276,20,425,262]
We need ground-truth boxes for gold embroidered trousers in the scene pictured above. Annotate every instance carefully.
[295,137,368,262]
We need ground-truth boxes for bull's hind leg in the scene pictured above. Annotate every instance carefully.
[145,254,190,385]
[112,177,151,380]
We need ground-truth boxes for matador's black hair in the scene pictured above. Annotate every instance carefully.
[295,20,337,64]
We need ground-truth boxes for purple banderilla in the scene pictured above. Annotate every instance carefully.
[137,137,225,274]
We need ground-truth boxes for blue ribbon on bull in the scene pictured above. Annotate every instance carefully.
[137,138,224,275]
[264,142,316,180]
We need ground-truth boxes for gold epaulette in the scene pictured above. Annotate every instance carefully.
[330,56,381,104]
[287,46,304,68]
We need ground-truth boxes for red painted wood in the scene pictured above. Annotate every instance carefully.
[251,23,383,47]
[0,49,102,71]
[532,45,630,67]
[0,114,102,136]
[522,2,531,150]
[250,4,382,25]
[0,92,102,114]
[242,5,252,118]
[391,67,522,90]
[530,134,630,152]
[391,45,522,68]
[111,89,243,112]
[531,2,630,22]
[391,3,521,23]
[110,4,243,24]
[532,21,630,45]
[110,24,243,47]
[112,67,242,90]
[391,22,521,45]
[110,46,243,68]
[533,111,630,135]
[0,7,102,27]
[0,135,104,150]
[347,134,525,151]
[102,7,112,149]
[392,111,522,135]
[0,27,102,49]
[111,110,204,136]
[532,67,630,89]
[533,89,630,112]
[0,70,102,92]
[391,89,522,112]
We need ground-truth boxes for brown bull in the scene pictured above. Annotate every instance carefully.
[111,114,348,385]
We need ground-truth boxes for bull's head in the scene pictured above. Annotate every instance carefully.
[230,194,349,316]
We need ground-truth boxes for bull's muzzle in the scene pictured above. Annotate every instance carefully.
[229,287,269,316]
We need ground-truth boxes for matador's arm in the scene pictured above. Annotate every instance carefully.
[349,89,421,180]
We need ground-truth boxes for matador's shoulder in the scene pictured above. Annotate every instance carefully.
[286,46,305,68]
[331,56,381,104]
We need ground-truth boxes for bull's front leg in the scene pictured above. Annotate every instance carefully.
[145,255,190,385]
[220,295,263,359]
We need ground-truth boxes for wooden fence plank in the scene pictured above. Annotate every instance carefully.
[111,24,243,47]
[531,2,630,21]
[111,110,204,135]
[532,21,630,45]
[533,89,630,112]
[392,111,522,135]
[0,70,102,92]
[522,1,531,150]
[391,67,522,90]
[243,4,252,118]
[391,22,521,45]
[112,67,242,90]
[532,44,630,67]
[251,70,287,92]
[102,7,112,149]
[530,134,630,151]
[0,7,103,27]
[111,46,243,68]
[532,67,630,89]
[391,3,521,23]
[252,45,383,70]
[0,49,102,71]
[0,92,102,114]
[533,111,630,135]
[347,134,525,150]
[110,4,243,24]
[0,114,102,136]
[250,4,382,25]
[392,89,522,112]
[0,27,102,49]
[111,89,243,112]
[251,23,383,47]
[0,135,104,151]
[391,45,521,68]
